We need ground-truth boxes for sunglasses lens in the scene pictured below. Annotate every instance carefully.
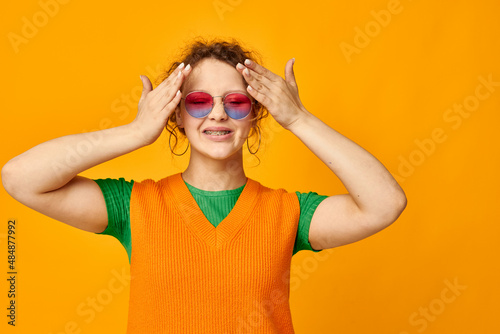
[185,92,213,118]
[224,93,252,119]
[184,92,252,119]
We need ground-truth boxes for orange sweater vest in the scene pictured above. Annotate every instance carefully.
[127,172,301,333]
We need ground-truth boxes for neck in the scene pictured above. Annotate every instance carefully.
[181,149,247,191]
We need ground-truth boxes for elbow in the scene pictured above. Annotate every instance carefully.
[2,160,22,198]
[2,161,16,196]
[384,189,407,225]
[394,190,407,218]
[369,189,407,228]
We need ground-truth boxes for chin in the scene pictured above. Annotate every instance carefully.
[199,146,242,161]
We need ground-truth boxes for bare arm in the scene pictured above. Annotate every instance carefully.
[234,58,406,250]
[3,124,145,195]
[2,125,146,232]
[1,63,191,233]
[287,111,407,250]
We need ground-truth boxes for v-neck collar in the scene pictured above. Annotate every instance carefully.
[167,172,261,249]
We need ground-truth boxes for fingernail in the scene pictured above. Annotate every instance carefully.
[244,59,251,66]
[292,58,295,64]
[244,68,250,76]
[237,63,245,70]
[185,64,191,71]
[178,62,185,69]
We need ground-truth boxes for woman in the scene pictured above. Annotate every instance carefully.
[1,37,407,333]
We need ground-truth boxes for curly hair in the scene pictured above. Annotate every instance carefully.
[154,36,269,163]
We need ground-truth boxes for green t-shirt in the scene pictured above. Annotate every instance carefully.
[93,177,328,263]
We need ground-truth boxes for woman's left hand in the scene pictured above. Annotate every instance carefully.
[236,58,309,130]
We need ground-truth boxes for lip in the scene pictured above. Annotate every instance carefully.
[202,127,234,141]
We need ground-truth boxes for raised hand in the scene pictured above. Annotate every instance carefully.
[131,63,192,146]
[235,58,308,130]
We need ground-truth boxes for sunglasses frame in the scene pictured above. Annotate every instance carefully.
[180,90,254,120]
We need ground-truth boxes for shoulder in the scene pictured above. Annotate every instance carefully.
[250,178,300,205]
[93,177,134,195]
[130,174,174,189]
[130,174,181,201]
[295,190,329,206]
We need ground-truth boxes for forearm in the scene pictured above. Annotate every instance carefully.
[288,110,406,220]
[2,123,145,195]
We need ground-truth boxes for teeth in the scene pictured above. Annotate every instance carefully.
[205,130,230,135]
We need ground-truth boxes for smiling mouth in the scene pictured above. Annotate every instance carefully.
[203,130,232,135]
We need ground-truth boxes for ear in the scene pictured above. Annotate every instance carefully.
[175,103,184,128]
[251,105,258,128]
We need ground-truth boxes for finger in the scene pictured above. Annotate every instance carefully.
[242,59,280,83]
[153,63,191,99]
[139,75,153,101]
[176,64,191,84]
[159,89,182,116]
[156,62,187,90]
[240,65,273,93]
[284,58,298,92]
[152,90,180,121]
[246,82,272,109]
[157,69,187,108]
[158,85,181,107]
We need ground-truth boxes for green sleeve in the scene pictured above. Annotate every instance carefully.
[293,191,329,256]
[92,177,134,263]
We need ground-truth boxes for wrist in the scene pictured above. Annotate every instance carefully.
[123,122,152,148]
[284,108,314,133]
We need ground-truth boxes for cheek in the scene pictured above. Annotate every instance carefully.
[237,122,254,139]
[180,111,201,133]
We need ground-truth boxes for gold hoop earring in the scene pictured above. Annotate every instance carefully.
[247,125,261,155]
[168,124,190,156]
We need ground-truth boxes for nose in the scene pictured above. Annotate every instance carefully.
[209,96,228,121]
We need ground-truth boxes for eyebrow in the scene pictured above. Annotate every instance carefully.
[187,89,248,96]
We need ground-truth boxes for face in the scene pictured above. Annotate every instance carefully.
[175,58,255,161]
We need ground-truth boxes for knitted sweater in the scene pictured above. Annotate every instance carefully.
[93,173,329,333]
[94,175,328,264]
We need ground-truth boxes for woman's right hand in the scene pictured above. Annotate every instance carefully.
[131,63,191,146]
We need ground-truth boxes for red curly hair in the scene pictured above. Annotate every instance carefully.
[154,36,269,162]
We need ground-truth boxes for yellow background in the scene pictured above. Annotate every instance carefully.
[1,0,499,333]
